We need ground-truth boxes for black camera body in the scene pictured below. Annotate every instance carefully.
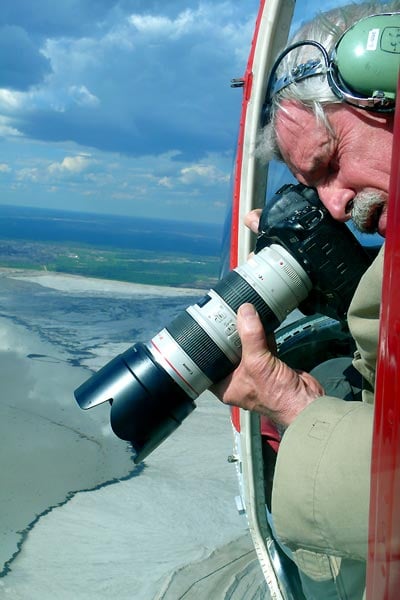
[75,184,372,463]
[255,183,372,321]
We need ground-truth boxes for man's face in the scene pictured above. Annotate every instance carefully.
[275,100,393,237]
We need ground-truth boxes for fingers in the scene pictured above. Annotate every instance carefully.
[236,305,277,358]
[244,209,262,233]
[212,304,325,425]
[210,304,267,403]
[236,303,270,358]
[211,304,274,409]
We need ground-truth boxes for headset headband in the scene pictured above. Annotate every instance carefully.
[262,12,400,126]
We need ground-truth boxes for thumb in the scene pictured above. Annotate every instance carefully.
[237,303,269,358]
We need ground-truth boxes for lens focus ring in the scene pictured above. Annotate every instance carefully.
[214,271,279,333]
[166,311,234,381]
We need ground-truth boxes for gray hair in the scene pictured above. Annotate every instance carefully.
[257,0,400,163]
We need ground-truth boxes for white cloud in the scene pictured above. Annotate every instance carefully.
[0,2,258,161]
[0,88,24,110]
[16,167,40,182]
[129,14,172,33]
[158,176,173,188]
[129,10,196,38]
[48,155,94,175]
[0,114,22,137]
[0,163,11,173]
[179,163,229,185]
[0,123,22,137]
[68,85,100,107]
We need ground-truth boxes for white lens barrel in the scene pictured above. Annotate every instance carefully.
[187,291,241,364]
[148,243,312,398]
[235,244,312,323]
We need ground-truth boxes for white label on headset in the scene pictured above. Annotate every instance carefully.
[367,28,380,51]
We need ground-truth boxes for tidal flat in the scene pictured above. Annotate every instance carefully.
[0,269,266,599]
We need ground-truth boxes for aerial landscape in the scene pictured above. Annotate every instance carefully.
[0,205,221,288]
[0,0,268,598]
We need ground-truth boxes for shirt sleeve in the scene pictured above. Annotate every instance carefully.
[271,396,373,561]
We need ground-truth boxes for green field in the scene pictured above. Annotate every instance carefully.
[0,239,220,289]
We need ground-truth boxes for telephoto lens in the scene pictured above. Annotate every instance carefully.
[74,183,371,463]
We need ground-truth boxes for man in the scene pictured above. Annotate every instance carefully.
[213,1,398,597]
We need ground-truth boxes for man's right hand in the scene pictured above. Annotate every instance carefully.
[211,302,324,427]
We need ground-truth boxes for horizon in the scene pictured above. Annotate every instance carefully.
[0,200,227,228]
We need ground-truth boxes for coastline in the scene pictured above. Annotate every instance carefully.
[0,266,206,297]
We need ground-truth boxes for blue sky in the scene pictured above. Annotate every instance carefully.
[0,0,260,223]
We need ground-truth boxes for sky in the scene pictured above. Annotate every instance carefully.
[0,0,372,225]
[0,0,261,224]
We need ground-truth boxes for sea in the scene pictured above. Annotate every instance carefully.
[0,205,265,599]
[0,204,224,256]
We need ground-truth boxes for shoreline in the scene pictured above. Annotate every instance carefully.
[0,266,206,297]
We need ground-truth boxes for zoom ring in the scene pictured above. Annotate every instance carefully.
[166,312,234,381]
[214,271,279,333]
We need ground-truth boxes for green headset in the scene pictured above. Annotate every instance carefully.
[262,12,400,125]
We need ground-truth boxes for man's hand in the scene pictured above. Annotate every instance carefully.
[211,303,324,427]
[244,208,262,234]
[211,207,324,427]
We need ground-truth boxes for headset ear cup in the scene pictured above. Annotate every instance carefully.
[329,12,399,112]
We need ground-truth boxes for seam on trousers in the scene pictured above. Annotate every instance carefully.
[310,403,362,552]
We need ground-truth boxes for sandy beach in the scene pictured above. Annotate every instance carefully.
[0,269,267,599]
[7,268,205,297]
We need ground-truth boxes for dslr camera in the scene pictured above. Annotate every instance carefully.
[74,183,371,462]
